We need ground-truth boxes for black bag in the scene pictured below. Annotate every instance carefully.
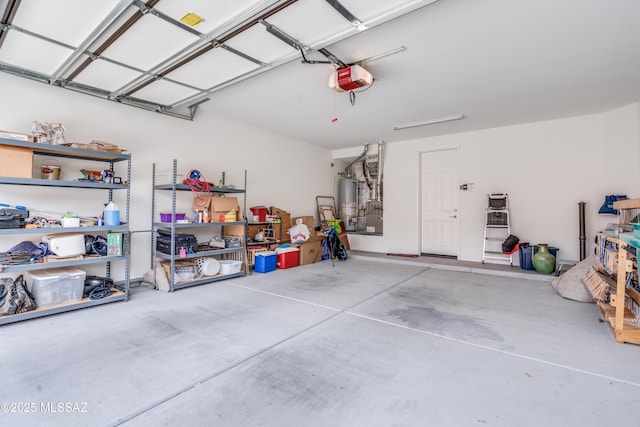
[84,235,108,256]
[0,274,37,316]
[502,234,520,253]
[322,228,348,262]
[156,229,198,255]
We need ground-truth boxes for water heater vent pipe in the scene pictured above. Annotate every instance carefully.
[345,143,369,178]
[376,141,384,201]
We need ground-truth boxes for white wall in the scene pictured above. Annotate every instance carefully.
[0,74,333,279]
[345,103,640,263]
[2,71,639,276]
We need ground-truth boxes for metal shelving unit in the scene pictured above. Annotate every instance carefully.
[151,160,247,292]
[0,137,131,325]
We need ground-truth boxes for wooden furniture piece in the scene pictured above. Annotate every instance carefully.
[591,198,640,344]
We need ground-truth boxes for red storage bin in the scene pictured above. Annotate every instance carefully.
[250,206,267,222]
[276,248,299,269]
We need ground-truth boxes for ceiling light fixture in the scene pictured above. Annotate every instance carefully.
[393,114,464,130]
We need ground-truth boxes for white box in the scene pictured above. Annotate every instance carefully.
[26,267,86,308]
[43,233,85,257]
[0,130,31,141]
[61,217,80,228]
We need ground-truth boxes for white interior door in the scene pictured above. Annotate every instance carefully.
[420,148,459,256]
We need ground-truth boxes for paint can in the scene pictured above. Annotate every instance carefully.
[40,164,61,180]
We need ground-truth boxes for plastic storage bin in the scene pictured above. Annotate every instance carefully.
[42,233,85,258]
[219,260,242,275]
[25,267,86,308]
[159,212,186,222]
[249,207,267,222]
[519,244,559,271]
[255,251,276,273]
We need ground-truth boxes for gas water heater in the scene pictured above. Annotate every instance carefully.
[338,178,357,231]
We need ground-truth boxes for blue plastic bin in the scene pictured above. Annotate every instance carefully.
[519,244,558,271]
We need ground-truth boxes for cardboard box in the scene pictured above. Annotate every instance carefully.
[338,232,350,250]
[160,260,196,283]
[270,206,288,217]
[247,224,262,240]
[293,236,324,265]
[0,130,35,142]
[210,196,239,222]
[107,233,123,256]
[270,206,291,243]
[0,145,33,178]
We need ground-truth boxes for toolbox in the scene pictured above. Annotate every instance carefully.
[0,207,29,229]
[156,229,198,255]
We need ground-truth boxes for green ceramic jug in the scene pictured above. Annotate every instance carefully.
[532,243,556,274]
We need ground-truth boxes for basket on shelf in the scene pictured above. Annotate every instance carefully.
[247,247,268,266]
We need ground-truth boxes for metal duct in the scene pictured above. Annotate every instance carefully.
[351,160,365,182]
[363,158,373,190]
[345,143,369,178]
[376,141,384,201]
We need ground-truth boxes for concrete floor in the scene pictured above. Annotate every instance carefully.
[1,254,639,427]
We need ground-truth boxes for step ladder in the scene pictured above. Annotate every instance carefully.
[482,193,513,266]
[316,196,337,226]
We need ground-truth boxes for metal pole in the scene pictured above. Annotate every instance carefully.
[578,201,586,261]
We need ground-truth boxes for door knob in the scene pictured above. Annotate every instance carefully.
[450,215,457,218]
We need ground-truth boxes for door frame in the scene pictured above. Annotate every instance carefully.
[419,146,461,258]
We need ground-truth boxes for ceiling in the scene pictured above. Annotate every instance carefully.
[1,0,640,149]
